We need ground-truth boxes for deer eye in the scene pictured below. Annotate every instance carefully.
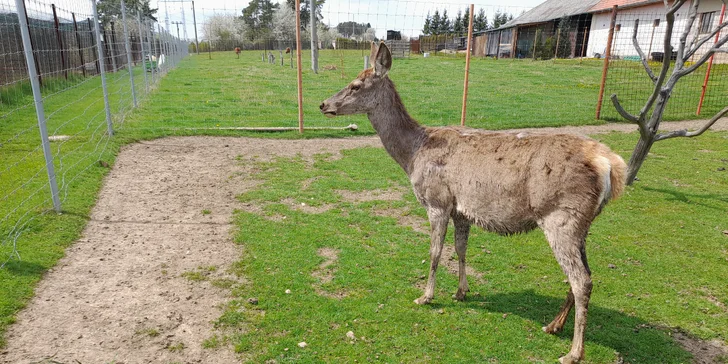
[351,84,361,91]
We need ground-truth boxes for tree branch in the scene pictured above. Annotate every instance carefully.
[674,0,699,65]
[684,20,728,60]
[655,105,728,141]
[678,32,728,76]
[610,94,650,138]
[632,19,657,82]
[640,3,683,117]
[610,94,640,123]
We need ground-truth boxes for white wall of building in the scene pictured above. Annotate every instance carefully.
[587,0,726,62]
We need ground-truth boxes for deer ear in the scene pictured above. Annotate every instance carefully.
[374,42,392,76]
[369,42,377,68]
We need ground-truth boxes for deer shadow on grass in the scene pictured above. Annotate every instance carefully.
[641,186,728,211]
[451,289,692,364]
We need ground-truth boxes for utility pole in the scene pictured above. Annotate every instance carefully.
[192,1,199,54]
[172,21,182,39]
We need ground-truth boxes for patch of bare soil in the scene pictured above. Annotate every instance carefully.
[502,117,728,136]
[3,117,727,362]
[311,248,347,299]
[671,330,728,364]
[0,136,381,364]
[337,187,407,203]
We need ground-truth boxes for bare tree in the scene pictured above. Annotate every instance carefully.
[610,0,728,184]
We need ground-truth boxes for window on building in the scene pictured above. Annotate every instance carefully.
[699,12,715,34]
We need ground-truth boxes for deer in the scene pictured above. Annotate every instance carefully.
[320,42,627,364]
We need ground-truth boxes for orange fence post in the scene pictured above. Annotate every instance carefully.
[697,3,725,115]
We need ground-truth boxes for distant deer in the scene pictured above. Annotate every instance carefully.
[320,42,626,364]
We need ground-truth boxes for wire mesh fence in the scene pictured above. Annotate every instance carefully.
[598,6,728,121]
[2,0,727,267]
[147,0,725,132]
[0,0,186,267]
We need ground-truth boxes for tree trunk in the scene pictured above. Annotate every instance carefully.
[626,133,655,185]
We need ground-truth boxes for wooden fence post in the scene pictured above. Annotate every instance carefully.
[21,0,42,86]
[72,13,86,77]
[595,5,618,120]
[51,4,68,79]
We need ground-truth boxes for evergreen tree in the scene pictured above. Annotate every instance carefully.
[423,12,432,35]
[431,10,441,35]
[474,8,488,32]
[454,10,463,36]
[462,7,470,34]
[440,9,451,34]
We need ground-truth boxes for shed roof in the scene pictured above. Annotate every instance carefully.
[502,0,664,28]
[503,0,602,28]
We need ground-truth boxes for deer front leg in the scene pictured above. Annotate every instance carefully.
[414,208,449,305]
[453,215,471,301]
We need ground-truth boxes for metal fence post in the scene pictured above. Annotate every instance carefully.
[120,0,137,107]
[92,0,114,136]
[138,13,148,94]
[14,0,61,212]
[149,19,157,83]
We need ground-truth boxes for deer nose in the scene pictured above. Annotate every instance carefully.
[319,102,325,110]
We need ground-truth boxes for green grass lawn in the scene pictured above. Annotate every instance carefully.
[1,51,727,362]
[212,131,728,363]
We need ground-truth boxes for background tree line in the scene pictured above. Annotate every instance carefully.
[422,8,514,36]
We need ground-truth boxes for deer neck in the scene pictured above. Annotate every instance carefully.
[366,78,426,175]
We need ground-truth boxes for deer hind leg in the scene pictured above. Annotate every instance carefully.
[453,214,471,301]
[544,244,591,335]
[414,208,449,305]
[541,214,592,364]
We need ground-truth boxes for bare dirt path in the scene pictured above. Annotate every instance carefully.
[1,118,726,363]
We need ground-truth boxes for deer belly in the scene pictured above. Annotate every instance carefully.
[456,200,538,235]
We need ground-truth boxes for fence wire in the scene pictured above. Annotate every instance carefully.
[600,8,728,121]
[2,0,726,267]
[0,0,186,267]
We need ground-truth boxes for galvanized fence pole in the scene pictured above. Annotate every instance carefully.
[138,13,148,94]
[157,23,163,73]
[149,19,157,83]
[14,0,61,212]
[120,0,137,107]
[92,0,114,136]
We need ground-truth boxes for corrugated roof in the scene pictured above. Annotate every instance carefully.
[503,0,602,27]
[589,0,662,13]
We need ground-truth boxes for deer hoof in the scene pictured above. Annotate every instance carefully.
[453,290,467,302]
[414,296,432,305]
[542,325,562,335]
[558,353,582,364]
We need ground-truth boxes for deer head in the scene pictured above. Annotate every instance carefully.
[320,42,392,117]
